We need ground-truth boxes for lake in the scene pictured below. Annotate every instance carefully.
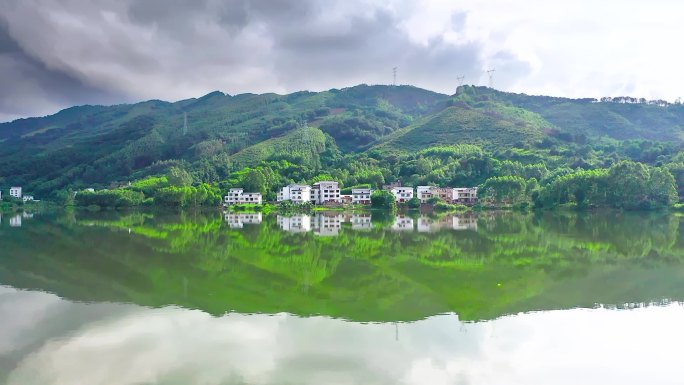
[1,209,684,384]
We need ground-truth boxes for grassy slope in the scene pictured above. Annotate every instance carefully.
[373,102,551,153]
[230,127,328,167]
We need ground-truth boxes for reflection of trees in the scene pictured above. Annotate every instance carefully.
[1,210,683,322]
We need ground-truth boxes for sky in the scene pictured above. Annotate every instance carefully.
[3,287,684,385]
[1,0,683,122]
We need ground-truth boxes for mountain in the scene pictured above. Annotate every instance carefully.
[1,84,683,197]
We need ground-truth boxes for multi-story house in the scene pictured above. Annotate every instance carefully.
[351,188,372,205]
[277,184,312,204]
[416,186,436,203]
[311,181,341,204]
[224,188,263,205]
[277,214,312,232]
[391,186,413,203]
[9,187,22,199]
[454,187,478,204]
[22,195,34,202]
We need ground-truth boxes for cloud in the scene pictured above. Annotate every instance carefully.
[0,0,504,121]
[3,286,684,385]
[5,0,682,122]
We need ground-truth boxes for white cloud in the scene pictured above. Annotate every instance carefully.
[3,286,684,385]
[1,0,683,120]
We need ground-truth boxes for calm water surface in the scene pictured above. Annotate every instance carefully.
[1,210,684,384]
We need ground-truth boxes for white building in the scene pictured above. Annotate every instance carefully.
[224,188,263,205]
[311,181,341,204]
[416,186,436,203]
[391,186,413,203]
[23,195,34,202]
[277,184,312,204]
[454,187,478,204]
[277,214,312,232]
[224,213,263,228]
[351,188,372,205]
[9,187,22,199]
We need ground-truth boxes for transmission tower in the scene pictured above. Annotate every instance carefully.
[486,68,496,89]
[393,67,397,86]
[456,75,465,93]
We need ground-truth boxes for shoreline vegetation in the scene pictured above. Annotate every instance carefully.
[49,157,680,213]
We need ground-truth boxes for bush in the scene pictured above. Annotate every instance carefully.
[371,190,397,211]
[407,197,421,209]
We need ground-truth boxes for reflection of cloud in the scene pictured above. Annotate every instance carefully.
[3,287,684,385]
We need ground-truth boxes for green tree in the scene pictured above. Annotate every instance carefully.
[371,190,397,211]
[167,167,193,187]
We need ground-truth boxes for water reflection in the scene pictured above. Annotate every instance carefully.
[272,212,479,235]
[1,210,684,323]
[0,212,34,227]
[2,286,683,385]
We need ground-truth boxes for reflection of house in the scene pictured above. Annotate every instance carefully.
[392,215,414,231]
[277,184,312,204]
[9,186,22,199]
[351,188,372,205]
[311,181,341,204]
[223,213,263,228]
[224,188,262,205]
[277,215,312,232]
[350,213,372,230]
[452,215,478,230]
[9,215,21,227]
[391,187,413,203]
[417,215,478,232]
[454,187,478,204]
[312,213,344,236]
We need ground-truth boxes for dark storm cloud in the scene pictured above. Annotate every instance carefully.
[0,20,125,121]
[0,0,533,122]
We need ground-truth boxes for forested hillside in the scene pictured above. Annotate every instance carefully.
[1,84,683,207]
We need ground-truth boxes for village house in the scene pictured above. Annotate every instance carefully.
[223,188,263,205]
[277,184,312,204]
[9,187,22,199]
[391,186,414,203]
[351,188,372,205]
[416,186,436,203]
[22,195,34,202]
[311,181,341,204]
[454,187,478,204]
